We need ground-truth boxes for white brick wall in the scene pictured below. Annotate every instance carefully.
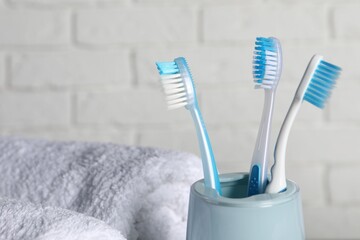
[203,5,326,42]
[0,1,359,239]
[329,165,360,204]
[0,92,70,126]
[0,54,5,88]
[11,51,132,88]
[76,8,197,44]
[333,5,360,39]
[10,0,125,5]
[76,89,190,124]
[0,10,70,45]
[304,207,360,239]
[287,164,326,206]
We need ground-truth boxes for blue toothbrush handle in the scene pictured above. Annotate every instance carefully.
[247,90,275,196]
[248,165,261,196]
[190,104,222,195]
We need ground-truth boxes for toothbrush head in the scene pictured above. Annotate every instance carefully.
[156,57,196,110]
[298,54,341,108]
[253,37,282,90]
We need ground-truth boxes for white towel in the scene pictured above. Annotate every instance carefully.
[0,137,202,240]
[0,197,125,240]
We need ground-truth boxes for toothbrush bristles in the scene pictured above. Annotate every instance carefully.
[304,59,341,109]
[156,61,189,110]
[253,37,280,89]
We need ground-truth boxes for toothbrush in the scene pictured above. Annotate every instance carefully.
[155,57,222,195]
[266,54,341,193]
[247,37,282,196]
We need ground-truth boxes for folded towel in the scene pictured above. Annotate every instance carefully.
[0,137,202,240]
[0,197,125,240]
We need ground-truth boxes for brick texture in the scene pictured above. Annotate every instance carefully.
[287,164,326,206]
[0,92,70,127]
[138,127,199,154]
[76,90,190,125]
[203,5,326,42]
[329,165,360,204]
[0,10,70,46]
[0,54,5,87]
[76,8,196,44]
[333,4,360,39]
[286,127,360,163]
[10,0,126,5]
[10,51,131,88]
[304,206,360,239]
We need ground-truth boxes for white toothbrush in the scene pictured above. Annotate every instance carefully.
[247,37,282,196]
[155,57,222,195]
[266,54,341,193]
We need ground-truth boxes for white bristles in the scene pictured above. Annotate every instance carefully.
[167,97,188,105]
[167,101,188,110]
[160,78,183,84]
[164,87,186,95]
[160,74,189,109]
[156,58,196,110]
[162,82,185,90]
[160,74,181,80]
[166,92,187,101]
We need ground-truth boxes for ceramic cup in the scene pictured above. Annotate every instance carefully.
[186,172,305,240]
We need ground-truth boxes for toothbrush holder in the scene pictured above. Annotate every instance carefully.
[186,172,305,240]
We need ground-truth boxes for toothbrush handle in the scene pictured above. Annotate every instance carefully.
[190,105,222,195]
[248,90,275,196]
[266,97,302,193]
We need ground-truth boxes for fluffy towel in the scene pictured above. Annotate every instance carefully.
[0,198,125,240]
[0,137,202,240]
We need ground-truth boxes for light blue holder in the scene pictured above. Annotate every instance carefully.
[186,173,305,240]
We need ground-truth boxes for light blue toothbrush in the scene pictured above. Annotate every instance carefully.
[247,37,282,196]
[266,54,341,193]
[156,57,222,195]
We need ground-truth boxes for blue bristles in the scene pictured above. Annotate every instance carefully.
[156,61,180,75]
[304,60,342,108]
[253,37,277,84]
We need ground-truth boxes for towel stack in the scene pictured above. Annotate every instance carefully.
[0,137,202,240]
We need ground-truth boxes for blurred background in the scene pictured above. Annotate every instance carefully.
[0,0,359,239]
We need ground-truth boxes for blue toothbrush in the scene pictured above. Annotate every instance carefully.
[248,37,282,196]
[156,57,222,195]
[266,54,341,193]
